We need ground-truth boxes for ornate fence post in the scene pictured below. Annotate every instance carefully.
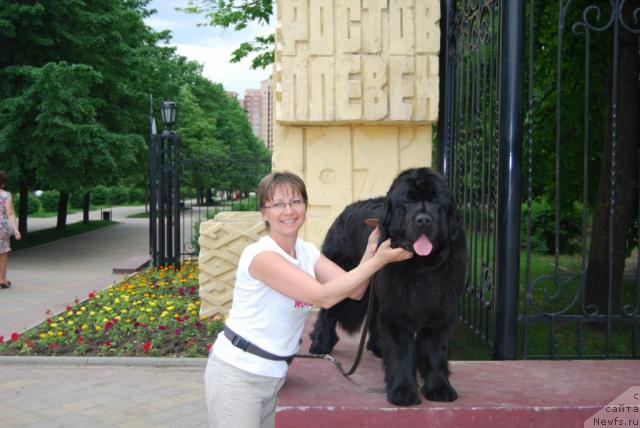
[493,0,525,360]
[438,0,456,182]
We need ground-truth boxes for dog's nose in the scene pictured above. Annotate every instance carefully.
[416,213,433,227]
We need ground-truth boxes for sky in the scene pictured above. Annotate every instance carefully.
[144,0,273,97]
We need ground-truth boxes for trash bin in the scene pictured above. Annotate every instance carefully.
[102,211,111,221]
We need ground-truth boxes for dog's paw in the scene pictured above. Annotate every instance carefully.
[387,385,421,406]
[422,382,458,402]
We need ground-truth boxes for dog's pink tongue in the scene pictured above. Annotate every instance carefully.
[413,234,433,256]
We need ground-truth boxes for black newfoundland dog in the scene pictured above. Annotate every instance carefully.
[309,167,466,406]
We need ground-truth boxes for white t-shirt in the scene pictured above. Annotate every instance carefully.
[213,235,321,378]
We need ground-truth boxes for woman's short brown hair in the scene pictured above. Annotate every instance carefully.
[0,171,8,189]
[257,171,308,209]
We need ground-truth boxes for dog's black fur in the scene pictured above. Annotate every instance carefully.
[308,168,466,406]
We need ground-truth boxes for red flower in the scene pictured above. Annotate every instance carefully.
[102,341,112,348]
[77,336,85,344]
[0,336,3,344]
[25,339,34,348]
[10,332,20,342]
[206,343,213,352]
[48,342,57,350]
[143,342,152,352]
[88,292,95,299]
[66,306,72,312]
[158,325,168,331]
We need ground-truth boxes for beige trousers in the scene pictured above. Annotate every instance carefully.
[204,353,286,428]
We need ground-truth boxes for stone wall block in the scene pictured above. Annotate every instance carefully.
[198,213,266,318]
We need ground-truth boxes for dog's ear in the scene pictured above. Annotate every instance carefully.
[381,197,405,242]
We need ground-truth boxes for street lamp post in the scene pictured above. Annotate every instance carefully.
[149,99,181,267]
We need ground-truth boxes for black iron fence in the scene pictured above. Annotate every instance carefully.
[440,0,639,359]
[149,149,271,266]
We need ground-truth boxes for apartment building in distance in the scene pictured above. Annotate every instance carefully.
[243,89,261,138]
[260,79,273,150]
[241,79,274,150]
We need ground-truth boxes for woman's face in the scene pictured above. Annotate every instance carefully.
[261,184,307,238]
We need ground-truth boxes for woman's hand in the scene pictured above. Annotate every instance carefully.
[364,226,381,258]
[374,239,413,264]
[14,230,21,240]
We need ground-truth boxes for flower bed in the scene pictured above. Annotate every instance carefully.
[0,262,223,357]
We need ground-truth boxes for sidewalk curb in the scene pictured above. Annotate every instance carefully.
[0,355,207,367]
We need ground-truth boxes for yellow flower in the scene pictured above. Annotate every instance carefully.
[161,311,169,318]
[39,333,47,339]
[115,316,121,321]
[95,325,102,331]
[67,321,74,326]
[149,302,156,307]
[89,311,96,316]
[104,306,112,312]
[48,331,55,337]
[57,331,63,336]
[76,311,82,316]
[120,309,128,314]
[191,311,197,317]
[114,298,120,304]
[149,316,155,321]
[81,324,89,331]
[57,316,64,321]
[167,306,175,312]
[51,323,58,328]
[81,307,86,311]
[67,311,73,316]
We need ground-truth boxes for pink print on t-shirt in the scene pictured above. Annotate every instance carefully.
[294,300,312,309]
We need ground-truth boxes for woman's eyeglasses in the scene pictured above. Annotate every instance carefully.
[264,199,305,212]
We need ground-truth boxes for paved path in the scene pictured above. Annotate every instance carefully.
[0,357,207,428]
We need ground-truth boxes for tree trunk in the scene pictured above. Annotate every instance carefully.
[585,9,640,314]
[56,191,70,231]
[18,181,28,236]
[83,192,90,224]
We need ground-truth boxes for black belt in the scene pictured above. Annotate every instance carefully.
[223,325,294,363]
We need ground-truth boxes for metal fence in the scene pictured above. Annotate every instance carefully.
[148,129,271,266]
[440,0,639,359]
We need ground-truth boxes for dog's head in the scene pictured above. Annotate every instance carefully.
[380,168,461,257]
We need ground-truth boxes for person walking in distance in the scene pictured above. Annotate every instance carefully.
[0,170,21,289]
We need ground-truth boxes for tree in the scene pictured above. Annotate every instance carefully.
[584,1,639,313]
[181,0,275,69]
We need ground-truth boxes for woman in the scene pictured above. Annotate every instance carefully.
[0,170,21,289]
[204,171,412,428]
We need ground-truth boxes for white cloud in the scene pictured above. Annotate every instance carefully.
[145,1,274,96]
[174,43,272,95]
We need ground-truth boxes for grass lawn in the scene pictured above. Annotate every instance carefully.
[11,220,117,252]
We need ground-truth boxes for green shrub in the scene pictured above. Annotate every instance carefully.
[40,191,60,212]
[110,185,129,205]
[69,192,87,209]
[92,185,110,206]
[14,193,41,214]
[129,188,146,204]
[232,194,259,211]
[521,198,583,254]
[182,187,197,199]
